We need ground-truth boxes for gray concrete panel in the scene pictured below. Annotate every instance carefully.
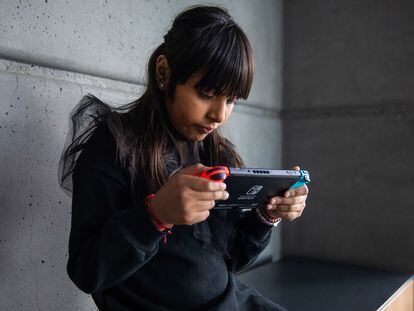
[0,62,139,310]
[0,0,283,109]
[281,110,414,272]
[283,0,414,109]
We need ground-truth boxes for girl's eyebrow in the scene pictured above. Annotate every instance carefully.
[197,85,238,99]
[204,91,237,100]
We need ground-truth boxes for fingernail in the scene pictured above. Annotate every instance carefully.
[224,191,229,199]
[266,204,272,210]
[285,191,291,198]
[220,183,227,190]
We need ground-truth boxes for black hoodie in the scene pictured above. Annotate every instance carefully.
[66,122,286,311]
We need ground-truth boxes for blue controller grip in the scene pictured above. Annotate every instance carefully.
[290,170,311,190]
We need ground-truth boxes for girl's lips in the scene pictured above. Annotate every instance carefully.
[196,125,214,134]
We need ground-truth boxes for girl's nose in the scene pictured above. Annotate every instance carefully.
[208,100,227,124]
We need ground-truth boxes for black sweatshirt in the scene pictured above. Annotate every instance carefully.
[67,122,286,311]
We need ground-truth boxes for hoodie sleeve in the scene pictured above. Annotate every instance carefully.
[225,209,274,274]
[66,123,165,294]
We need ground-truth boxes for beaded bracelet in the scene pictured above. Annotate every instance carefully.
[145,194,173,244]
[255,207,281,227]
[261,207,281,222]
[255,207,281,226]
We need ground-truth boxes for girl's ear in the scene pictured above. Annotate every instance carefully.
[156,55,171,89]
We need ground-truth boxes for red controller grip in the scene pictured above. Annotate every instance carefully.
[195,166,230,182]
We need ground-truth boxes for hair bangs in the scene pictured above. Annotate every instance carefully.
[191,26,254,100]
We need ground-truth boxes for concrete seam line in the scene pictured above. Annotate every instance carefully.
[281,103,414,120]
[0,58,281,120]
[0,58,141,95]
[0,49,142,85]
[234,103,280,119]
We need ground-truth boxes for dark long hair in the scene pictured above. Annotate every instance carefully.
[59,5,254,196]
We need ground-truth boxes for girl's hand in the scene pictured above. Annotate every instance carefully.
[265,166,309,221]
[150,163,229,226]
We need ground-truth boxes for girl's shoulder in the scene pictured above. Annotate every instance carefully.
[75,121,122,175]
[59,95,131,193]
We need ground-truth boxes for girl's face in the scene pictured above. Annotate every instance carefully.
[165,74,237,141]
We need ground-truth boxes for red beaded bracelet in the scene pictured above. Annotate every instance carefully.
[145,194,173,244]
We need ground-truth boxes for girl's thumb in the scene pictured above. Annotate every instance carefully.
[180,163,208,176]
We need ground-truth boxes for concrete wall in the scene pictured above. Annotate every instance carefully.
[0,0,283,310]
[282,0,414,273]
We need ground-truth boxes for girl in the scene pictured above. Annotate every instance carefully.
[59,5,308,311]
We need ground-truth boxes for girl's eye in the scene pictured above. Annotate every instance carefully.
[199,92,213,100]
[199,91,237,105]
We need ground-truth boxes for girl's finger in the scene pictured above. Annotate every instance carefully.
[270,195,307,206]
[193,189,229,202]
[285,184,309,198]
[184,175,224,192]
[269,210,302,221]
[269,203,306,213]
